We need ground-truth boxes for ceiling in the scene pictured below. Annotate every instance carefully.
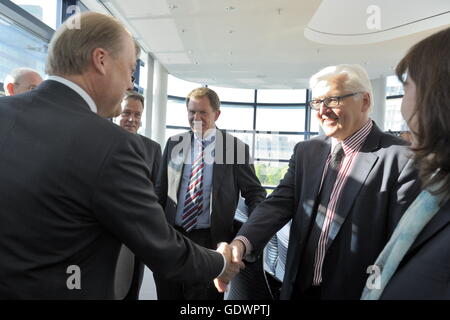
[82,0,449,89]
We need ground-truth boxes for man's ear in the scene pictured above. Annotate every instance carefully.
[361,92,371,112]
[214,109,221,121]
[91,48,109,75]
[6,82,15,95]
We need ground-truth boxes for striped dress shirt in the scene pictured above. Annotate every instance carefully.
[235,120,374,286]
[312,119,373,285]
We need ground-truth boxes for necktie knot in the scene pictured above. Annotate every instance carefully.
[330,143,344,170]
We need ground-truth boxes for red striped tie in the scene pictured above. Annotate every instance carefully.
[181,141,205,232]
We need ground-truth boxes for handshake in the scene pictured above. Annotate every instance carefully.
[213,240,246,292]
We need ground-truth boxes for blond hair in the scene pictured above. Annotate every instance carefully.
[186,87,220,111]
[46,12,139,76]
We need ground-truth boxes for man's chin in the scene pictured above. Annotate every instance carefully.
[123,126,136,134]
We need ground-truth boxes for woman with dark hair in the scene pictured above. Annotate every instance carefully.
[362,27,450,300]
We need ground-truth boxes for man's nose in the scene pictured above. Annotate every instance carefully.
[318,102,331,115]
[193,112,202,121]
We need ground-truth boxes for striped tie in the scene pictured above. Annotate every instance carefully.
[181,140,205,232]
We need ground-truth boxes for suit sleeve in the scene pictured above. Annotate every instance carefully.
[237,143,300,257]
[91,134,223,283]
[237,142,267,214]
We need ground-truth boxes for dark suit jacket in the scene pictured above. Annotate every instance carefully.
[156,129,266,247]
[0,80,223,299]
[115,135,162,300]
[381,198,450,299]
[237,123,421,299]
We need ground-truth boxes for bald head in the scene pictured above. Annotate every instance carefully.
[3,68,43,96]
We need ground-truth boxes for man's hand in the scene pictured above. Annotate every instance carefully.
[214,242,245,292]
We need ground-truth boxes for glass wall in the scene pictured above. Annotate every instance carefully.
[0,12,48,89]
[165,75,315,190]
[10,0,60,29]
[384,75,406,132]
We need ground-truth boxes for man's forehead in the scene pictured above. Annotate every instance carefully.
[123,98,143,111]
[312,74,348,98]
[188,96,212,108]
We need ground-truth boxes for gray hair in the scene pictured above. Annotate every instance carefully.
[309,64,374,108]
[3,67,41,91]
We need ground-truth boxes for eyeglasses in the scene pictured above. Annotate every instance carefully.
[309,92,361,110]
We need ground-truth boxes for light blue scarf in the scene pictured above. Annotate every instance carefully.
[361,181,444,300]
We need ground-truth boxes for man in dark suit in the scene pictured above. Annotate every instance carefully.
[0,12,241,299]
[229,64,421,300]
[114,91,162,300]
[154,87,267,300]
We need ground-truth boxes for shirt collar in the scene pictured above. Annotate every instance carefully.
[48,75,97,113]
[194,128,217,143]
[331,119,373,155]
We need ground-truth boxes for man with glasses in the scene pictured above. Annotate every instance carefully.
[3,67,42,96]
[115,91,162,300]
[229,64,421,299]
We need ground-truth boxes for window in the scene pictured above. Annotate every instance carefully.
[215,104,254,131]
[385,98,406,131]
[0,11,48,83]
[384,75,406,132]
[255,133,303,161]
[207,86,254,103]
[10,0,59,30]
[166,97,188,127]
[165,76,316,189]
[167,74,202,97]
[256,106,305,132]
[257,89,307,104]
[254,161,289,188]
[386,75,404,96]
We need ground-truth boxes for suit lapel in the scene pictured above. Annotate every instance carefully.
[167,131,191,205]
[325,126,380,252]
[212,129,227,210]
[297,138,331,244]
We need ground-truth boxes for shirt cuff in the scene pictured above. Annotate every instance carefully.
[217,251,227,278]
[233,235,253,259]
